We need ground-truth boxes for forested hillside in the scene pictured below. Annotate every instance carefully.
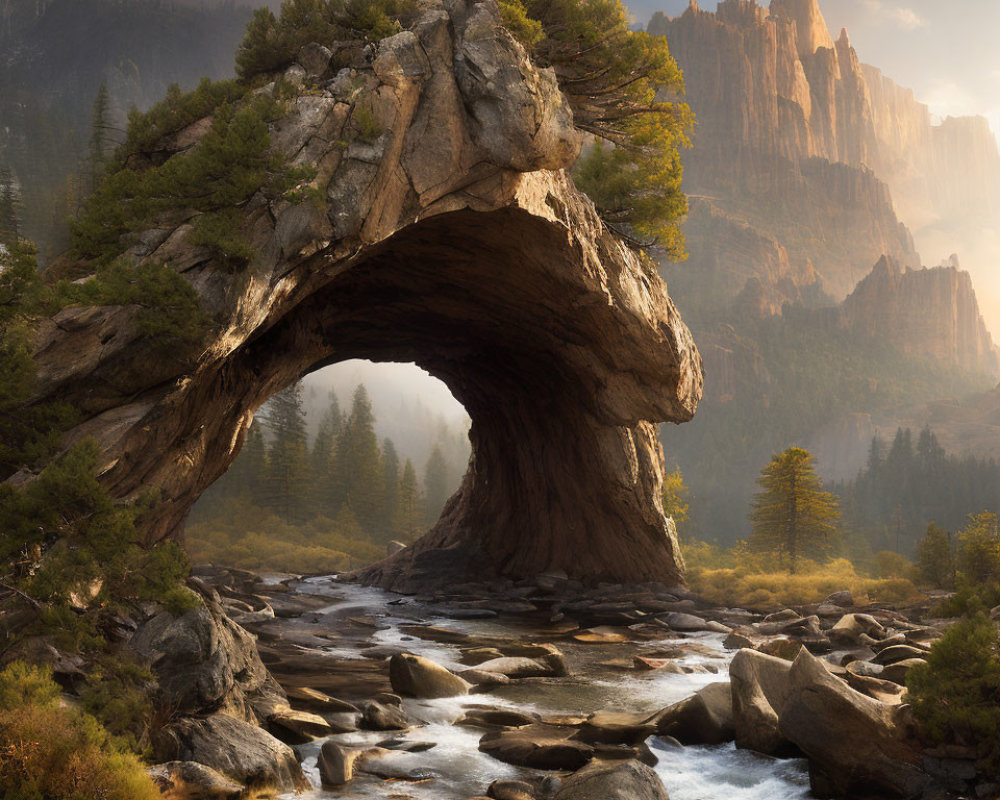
[189,381,470,572]
[0,0,253,258]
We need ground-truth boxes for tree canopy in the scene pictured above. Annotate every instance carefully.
[749,446,839,573]
[512,0,692,254]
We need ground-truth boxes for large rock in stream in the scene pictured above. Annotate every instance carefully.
[19,0,702,592]
[778,649,929,798]
[554,759,670,800]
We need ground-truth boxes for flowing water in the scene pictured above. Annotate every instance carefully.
[278,577,812,800]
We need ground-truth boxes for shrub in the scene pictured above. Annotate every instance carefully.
[686,555,922,609]
[907,614,1000,775]
[235,0,417,81]
[185,501,384,573]
[0,439,197,613]
[0,662,160,800]
[122,78,247,158]
[71,92,312,268]
[956,511,1000,586]
[51,260,213,356]
[0,242,77,477]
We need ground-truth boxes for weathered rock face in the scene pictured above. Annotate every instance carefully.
[23,0,701,590]
[842,256,999,375]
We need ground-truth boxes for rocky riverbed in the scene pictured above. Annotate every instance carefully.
[142,566,989,800]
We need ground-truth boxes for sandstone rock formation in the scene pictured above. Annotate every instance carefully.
[22,0,702,589]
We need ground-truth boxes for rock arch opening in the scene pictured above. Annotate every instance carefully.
[189,359,470,570]
[40,196,699,591]
[23,2,702,591]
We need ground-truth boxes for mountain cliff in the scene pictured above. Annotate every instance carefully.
[651,0,1000,310]
[842,256,999,376]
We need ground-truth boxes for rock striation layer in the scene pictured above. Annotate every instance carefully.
[21,0,702,589]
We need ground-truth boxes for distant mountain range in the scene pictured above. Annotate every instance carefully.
[652,0,1000,543]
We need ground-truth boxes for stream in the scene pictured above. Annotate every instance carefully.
[268,577,813,800]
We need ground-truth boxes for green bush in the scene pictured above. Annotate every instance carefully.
[71,92,311,268]
[122,78,247,158]
[0,439,196,613]
[0,662,160,800]
[0,242,77,477]
[907,614,1000,775]
[235,0,417,81]
[51,260,213,356]
[917,521,955,588]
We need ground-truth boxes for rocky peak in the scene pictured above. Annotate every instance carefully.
[769,0,835,59]
[842,257,999,376]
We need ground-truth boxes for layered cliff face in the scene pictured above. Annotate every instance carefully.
[19,0,702,590]
[653,0,1000,313]
[652,0,918,305]
[842,256,999,376]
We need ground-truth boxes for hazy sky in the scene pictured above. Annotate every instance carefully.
[634,0,1000,139]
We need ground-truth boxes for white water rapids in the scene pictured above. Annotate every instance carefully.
[279,578,812,800]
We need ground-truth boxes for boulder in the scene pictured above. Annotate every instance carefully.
[778,649,929,798]
[649,682,734,745]
[458,707,540,729]
[360,700,411,731]
[829,613,887,645]
[661,611,730,633]
[389,653,471,698]
[824,590,855,607]
[130,590,286,723]
[553,759,670,800]
[318,741,380,787]
[151,714,308,793]
[577,711,658,745]
[479,724,595,770]
[459,668,512,687]
[880,658,926,686]
[729,648,794,756]
[147,761,244,800]
[843,671,907,705]
[284,685,358,713]
[874,644,928,665]
[723,629,757,650]
[756,638,804,661]
[488,779,538,800]
[267,708,333,744]
[473,653,568,679]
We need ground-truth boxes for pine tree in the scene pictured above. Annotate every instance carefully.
[396,458,423,542]
[0,168,19,249]
[749,447,840,573]
[379,437,400,540]
[261,382,309,523]
[88,82,113,193]
[310,389,342,516]
[423,444,449,525]
[957,511,1000,586]
[333,384,382,533]
[917,521,954,588]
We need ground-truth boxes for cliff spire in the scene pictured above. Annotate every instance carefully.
[769,0,835,58]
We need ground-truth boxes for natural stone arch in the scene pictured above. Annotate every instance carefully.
[24,0,702,589]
